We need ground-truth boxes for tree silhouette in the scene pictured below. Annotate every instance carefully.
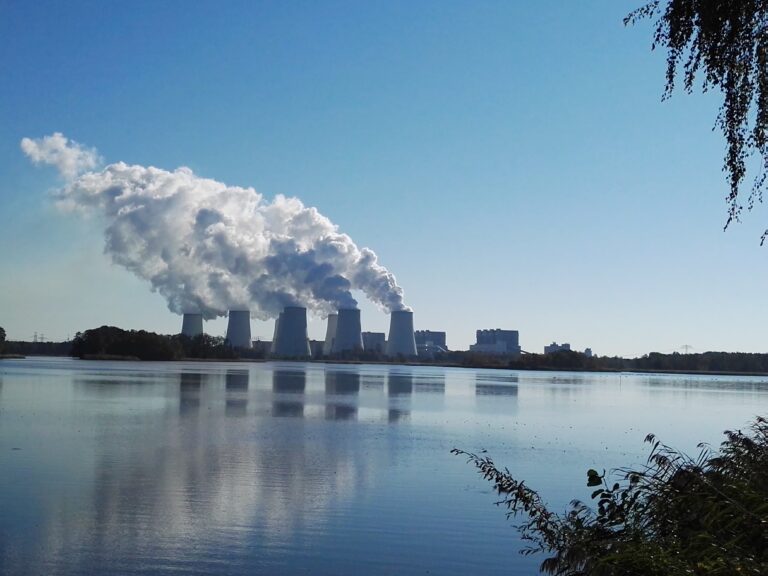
[627,1,768,240]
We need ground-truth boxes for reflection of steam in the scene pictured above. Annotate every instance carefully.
[272,369,305,418]
[19,371,382,575]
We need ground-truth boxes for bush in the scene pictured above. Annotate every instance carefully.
[454,416,768,575]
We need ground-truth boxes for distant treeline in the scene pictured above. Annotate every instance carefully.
[69,325,262,361]
[5,323,768,374]
[505,350,768,374]
[4,340,73,356]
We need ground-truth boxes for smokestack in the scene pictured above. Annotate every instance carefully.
[386,310,417,357]
[181,313,203,337]
[322,314,338,356]
[271,306,311,357]
[226,310,252,348]
[331,308,363,354]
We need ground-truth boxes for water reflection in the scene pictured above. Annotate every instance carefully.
[325,371,360,395]
[3,359,767,576]
[387,372,413,396]
[361,373,385,389]
[225,369,249,417]
[325,371,359,421]
[476,384,518,397]
[272,369,305,418]
[179,372,204,415]
[387,370,412,423]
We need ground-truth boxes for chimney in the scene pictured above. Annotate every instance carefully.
[386,310,417,357]
[181,313,203,337]
[226,310,252,348]
[271,306,311,357]
[322,313,338,356]
[331,308,363,354]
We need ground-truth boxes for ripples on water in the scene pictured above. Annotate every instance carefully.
[0,358,766,575]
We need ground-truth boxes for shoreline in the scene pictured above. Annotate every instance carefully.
[8,353,768,378]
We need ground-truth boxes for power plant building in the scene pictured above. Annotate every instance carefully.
[415,330,447,351]
[226,310,252,348]
[544,342,571,354]
[271,306,311,358]
[386,310,417,357]
[362,332,386,354]
[469,329,521,356]
[331,308,363,354]
[322,314,338,356]
[181,313,203,338]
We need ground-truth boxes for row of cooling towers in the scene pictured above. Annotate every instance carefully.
[180,307,417,357]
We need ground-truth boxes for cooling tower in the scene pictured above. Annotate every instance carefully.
[331,308,363,354]
[322,314,338,356]
[271,312,283,353]
[272,306,311,357]
[226,310,252,348]
[386,310,417,357]
[180,313,203,337]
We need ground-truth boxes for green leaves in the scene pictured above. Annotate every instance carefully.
[455,415,768,575]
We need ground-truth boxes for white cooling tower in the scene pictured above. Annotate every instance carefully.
[271,312,283,353]
[386,310,417,357]
[226,310,252,348]
[272,306,311,357]
[181,313,203,337]
[331,308,363,354]
[322,314,338,356]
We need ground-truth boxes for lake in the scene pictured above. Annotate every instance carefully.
[1,357,766,575]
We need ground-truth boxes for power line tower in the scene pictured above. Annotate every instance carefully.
[680,344,693,354]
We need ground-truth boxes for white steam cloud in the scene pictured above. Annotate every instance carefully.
[22,133,410,319]
[20,132,101,180]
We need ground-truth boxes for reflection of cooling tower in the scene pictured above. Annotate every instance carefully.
[386,310,417,357]
[272,306,311,357]
[226,310,252,348]
[322,314,338,356]
[332,308,363,354]
[181,313,203,337]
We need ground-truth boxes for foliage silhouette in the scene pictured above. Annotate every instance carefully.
[454,416,768,575]
[627,1,768,240]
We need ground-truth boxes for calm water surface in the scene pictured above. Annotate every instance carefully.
[1,357,766,575]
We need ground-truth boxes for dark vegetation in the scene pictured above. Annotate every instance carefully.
[4,340,72,357]
[69,326,261,361]
[454,416,768,575]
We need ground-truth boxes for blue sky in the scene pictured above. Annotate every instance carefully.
[2,0,767,356]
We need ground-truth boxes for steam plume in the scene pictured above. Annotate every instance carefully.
[21,133,410,319]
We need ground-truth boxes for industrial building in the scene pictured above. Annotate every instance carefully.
[331,308,363,354]
[271,306,311,357]
[226,310,252,348]
[386,310,417,357]
[544,342,571,354]
[415,330,447,355]
[322,314,338,356]
[181,313,203,338]
[469,329,521,356]
[362,332,386,354]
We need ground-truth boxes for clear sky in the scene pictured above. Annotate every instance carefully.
[2,0,767,357]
